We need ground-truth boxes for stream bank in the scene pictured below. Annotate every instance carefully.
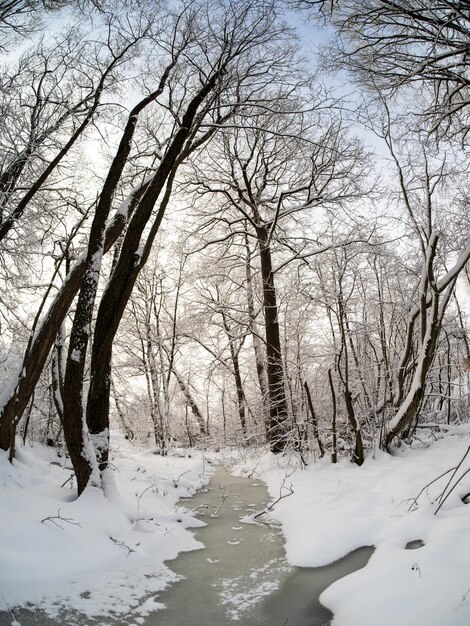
[143,465,373,626]
[0,463,373,626]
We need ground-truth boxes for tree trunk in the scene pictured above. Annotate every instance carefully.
[257,226,289,452]
[220,306,247,437]
[304,380,325,457]
[171,367,206,435]
[0,184,143,452]
[328,367,338,464]
[383,288,445,449]
[85,69,225,463]
[244,232,270,431]
[337,290,364,465]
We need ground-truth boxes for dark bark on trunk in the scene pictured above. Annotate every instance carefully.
[257,226,289,452]
[51,326,65,425]
[0,188,143,451]
[220,307,247,437]
[232,352,247,437]
[383,289,444,450]
[337,291,364,465]
[383,236,450,450]
[62,66,177,489]
[304,381,325,457]
[344,387,364,466]
[328,367,338,464]
[85,69,225,456]
[244,232,269,433]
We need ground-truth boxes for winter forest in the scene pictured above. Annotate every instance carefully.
[1,1,470,625]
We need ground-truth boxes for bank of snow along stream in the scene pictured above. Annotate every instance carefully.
[2,426,470,626]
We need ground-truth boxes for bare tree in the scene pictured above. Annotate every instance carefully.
[189,96,369,452]
[301,0,470,138]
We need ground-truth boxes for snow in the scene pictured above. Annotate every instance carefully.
[0,434,210,622]
[244,425,470,626]
[69,348,81,362]
[3,428,470,625]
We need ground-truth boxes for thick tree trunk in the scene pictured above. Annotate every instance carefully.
[85,69,225,460]
[62,63,179,490]
[382,236,453,450]
[0,187,143,452]
[257,227,289,452]
[383,288,444,450]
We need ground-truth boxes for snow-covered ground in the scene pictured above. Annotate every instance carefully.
[2,426,470,625]
[0,434,210,623]
[240,424,470,626]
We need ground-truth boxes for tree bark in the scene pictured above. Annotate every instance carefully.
[244,232,270,431]
[257,226,289,452]
[304,380,325,457]
[171,367,206,435]
[219,306,247,437]
[85,68,226,464]
[0,185,144,451]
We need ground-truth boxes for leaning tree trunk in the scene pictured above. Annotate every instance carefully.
[85,70,226,466]
[383,283,454,450]
[0,181,147,453]
[382,235,456,450]
[171,367,207,435]
[61,61,180,492]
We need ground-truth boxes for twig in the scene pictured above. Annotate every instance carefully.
[135,482,159,509]
[41,508,81,529]
[254,472,294,520]
[109,536,135,557]
[61,473,75,488]
[435,467,470,515]
[190,485,231,517]
[437,445,470,505]
[407,467,455,511]
[173,470,191,487]
[408,445,470,515]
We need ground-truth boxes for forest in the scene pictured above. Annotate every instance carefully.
[1,0,469,487]
[0,1,470,623]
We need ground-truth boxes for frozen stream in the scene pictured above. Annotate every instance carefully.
[0,465,373,626]
[144,465,373,626]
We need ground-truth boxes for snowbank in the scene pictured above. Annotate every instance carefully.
[244,426,470,626]
[0,434,210,622]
